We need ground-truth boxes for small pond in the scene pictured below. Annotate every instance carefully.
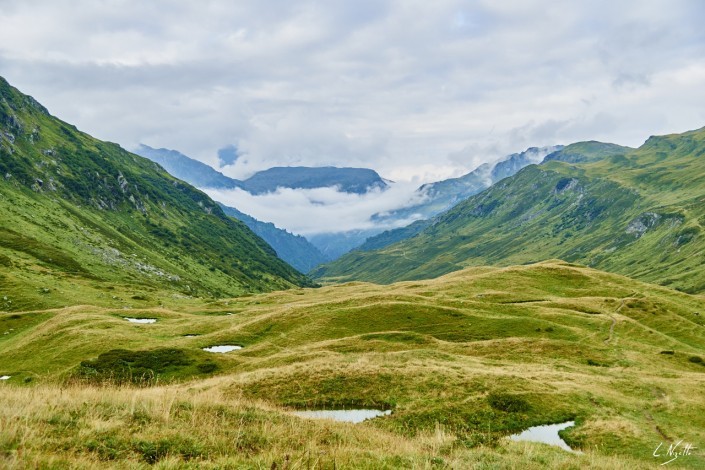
[0,375,10,380]
[509,421,578,452]
[124,317,157,324]
[202,345,242,353]
[292,409,392,423]
[183,334,199,338]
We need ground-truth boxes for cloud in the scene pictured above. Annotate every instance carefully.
[204,182,428,236]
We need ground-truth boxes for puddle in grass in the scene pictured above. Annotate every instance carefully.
[202,345,242,353]
[292,409,392,423]
[0,375,10,380]
[124,317,157,324]
[183,334,199,338]
[509,421,578,452]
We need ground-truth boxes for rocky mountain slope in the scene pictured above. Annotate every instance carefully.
[0,76,311,310]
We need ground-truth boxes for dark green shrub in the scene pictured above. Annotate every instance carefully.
[197,361,218,373]
[77,348,193,384]
[487,392,530,413]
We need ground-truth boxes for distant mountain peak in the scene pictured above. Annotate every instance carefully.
[541,141,631,164]
[241,166,388,195]
[134,146,388,196]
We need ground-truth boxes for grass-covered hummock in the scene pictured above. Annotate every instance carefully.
[2,261,704,468]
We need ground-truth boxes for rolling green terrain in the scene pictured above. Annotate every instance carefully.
[2,76,704,468]
[0,76,311,308]
[314,128,705,293]
[1,261,704,468]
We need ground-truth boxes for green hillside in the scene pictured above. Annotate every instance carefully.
[313,128,705,292]
[219,203,329,273]
[1,262,704,468]
[132,144,329,273]
[0,76,311,308]
[542,141,632,164]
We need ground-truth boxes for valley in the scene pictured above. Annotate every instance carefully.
[315,129,705,295]
[2,73,705,469]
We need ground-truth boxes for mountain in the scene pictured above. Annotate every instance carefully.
[133,145,329,272]
[135,144,390,263]
[134,145,387,195]
[542,141,631,164]
[241,166,388,194]
[219,204,328,273]
[0,76,311,310]
[383,146,561,222]
[313,128,705,293]
[357,146,562,253]
[134,144,241,189]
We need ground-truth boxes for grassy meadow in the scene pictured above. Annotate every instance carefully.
[2,261,705,468]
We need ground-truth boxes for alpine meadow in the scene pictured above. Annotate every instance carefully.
[2,2,705,469]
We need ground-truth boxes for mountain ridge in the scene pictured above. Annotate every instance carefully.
[0,76,311,308]
[134,145,330,272]
[313,127,705,293]
[135,145,388,194]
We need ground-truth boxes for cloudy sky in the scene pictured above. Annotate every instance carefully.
[2,0,705,234]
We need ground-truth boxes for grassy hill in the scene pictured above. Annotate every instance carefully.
[1,261,704,467]
[313,128,705,293]
[0,76,311,309]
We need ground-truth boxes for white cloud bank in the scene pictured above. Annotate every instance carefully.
[205,182,428,236]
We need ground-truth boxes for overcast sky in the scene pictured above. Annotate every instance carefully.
[2,0,704,184]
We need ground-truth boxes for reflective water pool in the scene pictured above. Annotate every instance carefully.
[292,409,392,423]
[509,421,577,452]
[202,345,242,353]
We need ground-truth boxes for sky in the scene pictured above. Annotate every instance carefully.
[2,0,705,234]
